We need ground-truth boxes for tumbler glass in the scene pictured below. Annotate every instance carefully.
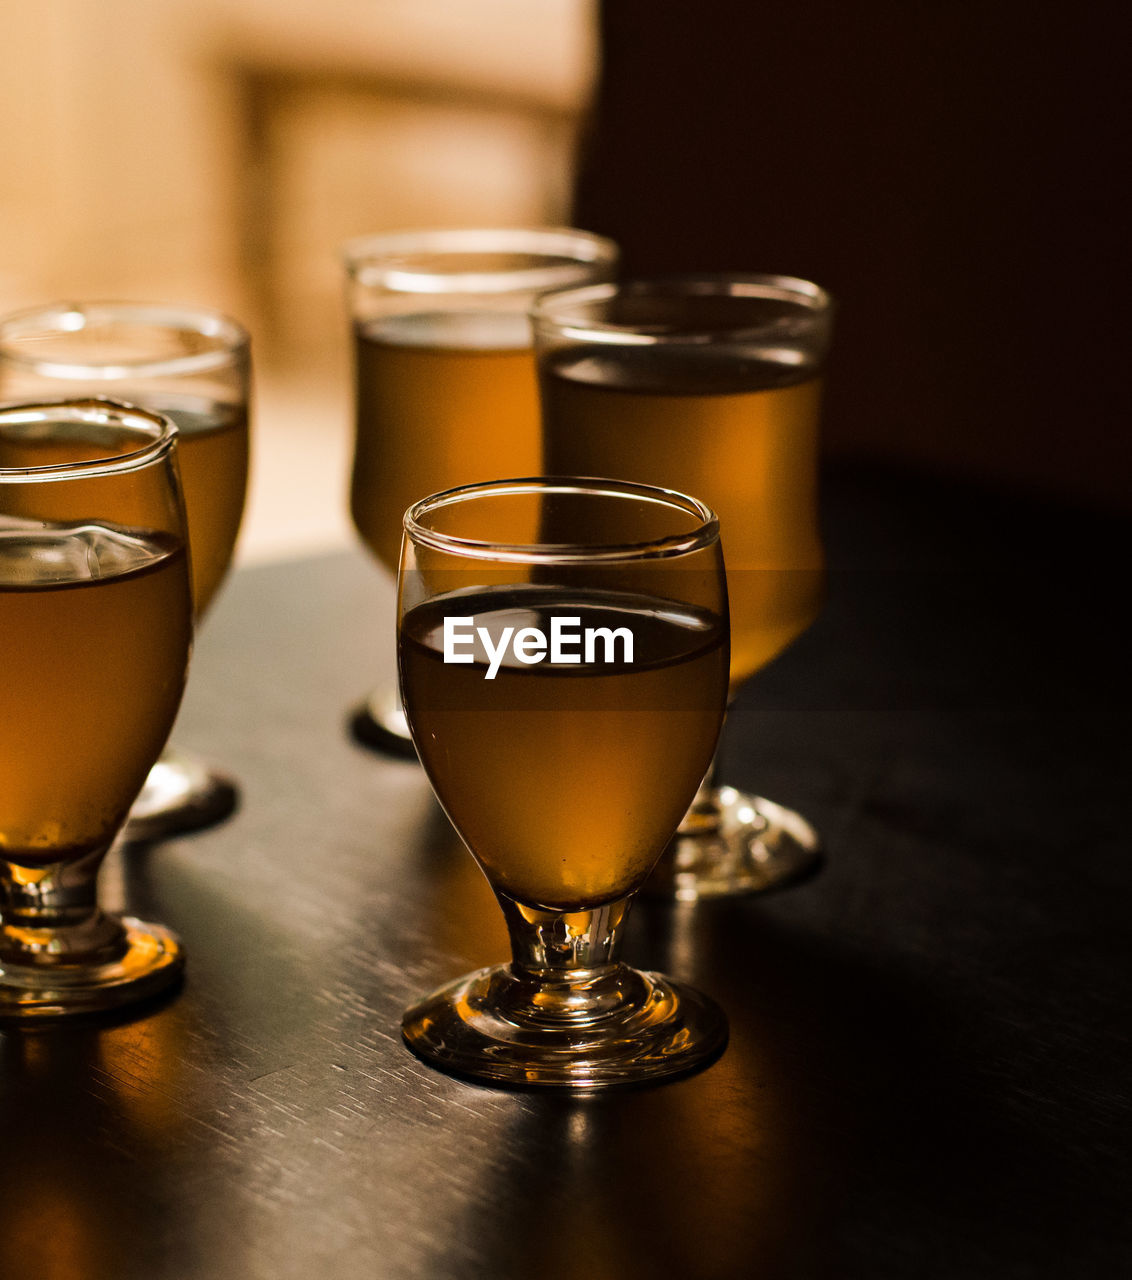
[399,477,730,1087]
[533,275,833,898]
[0,301,250,842]
[343,226,617,753]
[0,400,192,1016]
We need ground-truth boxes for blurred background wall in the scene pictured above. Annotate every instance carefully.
[574,2,1128,517]
[0,0,596,562]
[2,1,1125,569]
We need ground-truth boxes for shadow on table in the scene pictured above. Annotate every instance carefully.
[441,896,1125,1279]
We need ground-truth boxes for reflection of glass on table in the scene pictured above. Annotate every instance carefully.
[0,302,251,842]
[533,275,833,899]
[398,478,730,1088]
[0,401,192,1017]
[342,226,617,754]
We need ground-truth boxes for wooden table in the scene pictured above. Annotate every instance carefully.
[1,464,1127,1278]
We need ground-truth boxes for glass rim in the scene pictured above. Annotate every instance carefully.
[342,226,619,296]
[0,300,250,380]
[404,476,720,564]
[0,399,178,482]
[529,273,833,346]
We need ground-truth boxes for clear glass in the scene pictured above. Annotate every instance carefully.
[0,400,192,1017]
[343,226,618,753]
[532,275,833,898]
[0,301,251,841]
[398,477,730,1088]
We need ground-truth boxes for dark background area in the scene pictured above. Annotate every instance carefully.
[574,2,1129,512]
[570,8,1131,1269]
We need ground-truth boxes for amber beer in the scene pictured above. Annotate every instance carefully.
[399,585,729,909]
[351,311,540,572]
[0,394,246,615]
[0,519,192,866]
[540,347,825,691]
[145,394,248,613]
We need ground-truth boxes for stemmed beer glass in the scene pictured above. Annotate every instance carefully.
[398,478,730,1088]
[532,276,833,899]
[0,400,192,1016]
[0,302,250,841]
[343,227,617,752]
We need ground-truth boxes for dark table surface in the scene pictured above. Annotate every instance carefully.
[2,463,1128,1279]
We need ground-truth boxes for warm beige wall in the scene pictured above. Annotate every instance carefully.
[1,0,596,358]
[1,1,597,562]
[1,1,236,310]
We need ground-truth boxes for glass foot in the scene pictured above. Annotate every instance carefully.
[646,787,822,901]
[402,962,727,1090]
[0,915,183,1019]
[122,749,238,843]
[349,686,418,759]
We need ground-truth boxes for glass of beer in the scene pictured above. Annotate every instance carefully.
[399,477,730,1088]
[0,400,192,1017]
[343,227,617,754]
[532,276,833,899]
[0,302,250,842]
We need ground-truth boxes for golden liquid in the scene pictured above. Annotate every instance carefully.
[541,350,825,691]
[0,521,192,865]
[351,312,541,572]
[147,396,248,614]
[0,397,248,616]
[400,586,728,910]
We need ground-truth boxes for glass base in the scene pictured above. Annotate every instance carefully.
[349,686,418,759]
[0,915,183,1019]
[122,749,238,843]
[402,962,728,1090]
[646,787,822,901]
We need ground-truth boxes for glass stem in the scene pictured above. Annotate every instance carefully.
[499,892,629,973]
[0,847,125,968]
[495,891,641,1025]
